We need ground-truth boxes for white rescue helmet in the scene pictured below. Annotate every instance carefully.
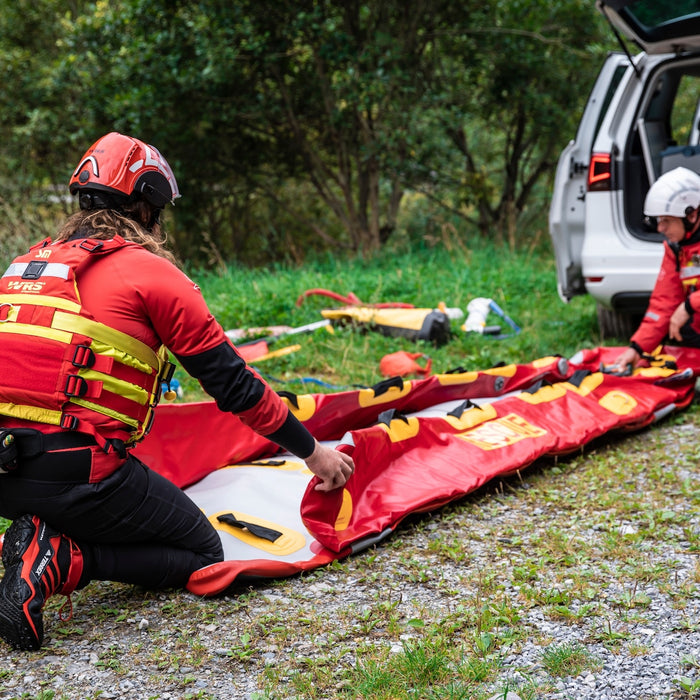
[644,167,700,218]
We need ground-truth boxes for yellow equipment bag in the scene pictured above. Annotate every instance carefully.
[321,306,451,346]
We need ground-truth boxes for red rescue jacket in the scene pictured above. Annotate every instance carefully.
[631,236,700,352]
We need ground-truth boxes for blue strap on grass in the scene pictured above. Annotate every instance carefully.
[253,369,367,391]
[487,300,521,340]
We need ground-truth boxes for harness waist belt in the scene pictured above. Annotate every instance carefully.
[6,429,96,458]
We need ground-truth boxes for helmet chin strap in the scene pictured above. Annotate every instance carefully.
[681,207,700,244]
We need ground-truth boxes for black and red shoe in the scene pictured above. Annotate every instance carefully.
[0,515,83,651]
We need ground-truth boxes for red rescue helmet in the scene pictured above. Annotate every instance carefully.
[69,132,180,209]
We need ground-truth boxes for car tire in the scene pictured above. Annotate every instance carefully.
[596,304,641,341]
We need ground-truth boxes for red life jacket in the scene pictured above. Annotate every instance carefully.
[0,236,174,446]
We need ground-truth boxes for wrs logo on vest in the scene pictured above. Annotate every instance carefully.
[6,280,45,292]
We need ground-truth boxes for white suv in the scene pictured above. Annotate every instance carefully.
[549,1,700,338]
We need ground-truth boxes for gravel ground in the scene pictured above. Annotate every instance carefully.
[1,415,699,700]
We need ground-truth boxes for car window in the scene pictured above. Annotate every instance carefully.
[624,2,700,27]
[605,0,700,52]
[593,64,629,144]
[670,73,700,144]
[642,65,700,178]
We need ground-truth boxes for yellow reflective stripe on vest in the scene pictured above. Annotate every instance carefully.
[69,397,140,429]
[78,369,150,405]
[0,403,63,426]
[90,341,155,375]
[52,311,161,371]
[0,322,73,344]
[0,293,82,314]
[0,301,161,374]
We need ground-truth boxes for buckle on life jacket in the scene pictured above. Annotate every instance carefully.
[60,414,79,430]
[105,438,127,458]
[64,374,88,398]
[142,406,157,439]
[71,344,96,369]
[0,303,13,322]
[161,361,176,387]
[78,239,104,253]
[155,360,177,405]
[21,260,48,280]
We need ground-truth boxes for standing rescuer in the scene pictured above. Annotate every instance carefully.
[614,167,700,371]
[0,132,354,651]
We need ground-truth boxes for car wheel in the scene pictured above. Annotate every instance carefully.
[596,304,642,341]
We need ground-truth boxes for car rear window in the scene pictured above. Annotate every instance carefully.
[622,1,700,28]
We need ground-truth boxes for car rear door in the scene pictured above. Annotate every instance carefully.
[598,1,700,54]
[549,53,630,302]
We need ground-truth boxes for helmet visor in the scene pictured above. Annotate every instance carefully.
[148,144,180,203]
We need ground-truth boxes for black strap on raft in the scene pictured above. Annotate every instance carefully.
[277,390,299,409]
[445,366,467,374]
[567,369,592,387]
[447,399,481,418]
[445,360,507,374]
[377,408,410,426]
[640,353,677,370]
[217,513,282,543]
[524,379,552,394]
[372,376,405,398]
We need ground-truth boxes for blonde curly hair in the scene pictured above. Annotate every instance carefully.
[54,202,178,266]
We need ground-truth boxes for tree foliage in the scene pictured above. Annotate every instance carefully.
[0,0,612,264]
[431,0,610,246]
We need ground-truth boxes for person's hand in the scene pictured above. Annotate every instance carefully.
[669,302,690,342]
[610,346,640,374]
[304,440,355,492]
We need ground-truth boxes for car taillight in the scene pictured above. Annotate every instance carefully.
[587,152,612,191]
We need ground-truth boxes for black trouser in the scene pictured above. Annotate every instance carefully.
[0,447,223,589]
